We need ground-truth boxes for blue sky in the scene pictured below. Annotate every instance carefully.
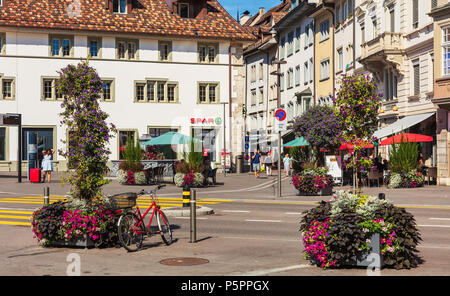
[220,0,283,20]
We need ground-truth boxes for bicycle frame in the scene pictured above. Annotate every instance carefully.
[131,195,167,235]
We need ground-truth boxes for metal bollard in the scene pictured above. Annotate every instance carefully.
[189,189,197,243]
[182,186,190,208]
[44,186,50,205]
[378,193,385,200]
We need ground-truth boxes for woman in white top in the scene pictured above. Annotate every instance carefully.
[42,149,55,183]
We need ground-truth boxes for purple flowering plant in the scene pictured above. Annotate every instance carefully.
[56,61,117,202]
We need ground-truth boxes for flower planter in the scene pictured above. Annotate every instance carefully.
[49,235,96,249]
[296,185,333,196]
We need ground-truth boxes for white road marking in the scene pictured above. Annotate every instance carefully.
[418,224,450,228]
[430,218,450,221]
[222,210,250,213]
[245,219,282,223]
[230,264,312,276]
[285,212,303,215]
[0,207,38,211]
[419,245,450,250]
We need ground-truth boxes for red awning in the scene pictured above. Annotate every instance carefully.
[379,133,433,146]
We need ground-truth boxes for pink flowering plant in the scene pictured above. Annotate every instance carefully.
[292,168,333,195]
[60,207,115,242]
[182,172,195,187]
[300,192,423,269]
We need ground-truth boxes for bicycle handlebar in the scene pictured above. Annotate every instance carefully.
[137,185,166,196]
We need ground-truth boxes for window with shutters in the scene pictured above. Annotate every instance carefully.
[287,68,294,89]
[431,0,437,10]
[412,0,418,29]
[389,6,395,32]
[372,17,377,39]
[251,90,256,106]
[280,73,285,91]
[337,48,343,72]
[320,19,330,42]
[295,27,301,52]
[412,59,420,95]
[116,38,138,60]
[259,62,264,81]
[159,41,172,62]
[259,88,264,104]
[304,61,309,84]
[113,0,127,14]
[309,58,313,83]
[320,59,330,81]
[198,43,218,64]
[280,37,286,59]
[443,27,450,77]
[49,35,74,57]
[287,31,294,56]
[295,65,301,86]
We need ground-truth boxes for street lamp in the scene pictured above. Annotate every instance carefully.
[220,102,229,177]
[270,58,287,198]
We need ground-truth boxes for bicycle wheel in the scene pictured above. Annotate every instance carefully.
[157,210,173,245]
[117,212,145,252]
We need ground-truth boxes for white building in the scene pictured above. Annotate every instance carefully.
[357,0,436,163]
[0,0,254,172]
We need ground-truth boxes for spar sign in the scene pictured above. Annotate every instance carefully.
[274,108,287,132]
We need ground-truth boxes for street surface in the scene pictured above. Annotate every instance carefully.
[0,172,449,276]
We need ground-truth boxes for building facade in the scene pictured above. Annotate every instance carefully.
[0,0,254,172]
[430,0,450,185]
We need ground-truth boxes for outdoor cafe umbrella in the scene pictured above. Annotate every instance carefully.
[379,133,433,146]
[282,137,309,148]
[140,131,203,146]
[338,140,374,151]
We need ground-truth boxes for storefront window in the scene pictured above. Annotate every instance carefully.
[22,128,54,168]
[192,128,217,162]
[148,127,178,159]
[0,128,5,161]
[119,130,136,160]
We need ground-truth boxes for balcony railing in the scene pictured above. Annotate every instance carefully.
[361,32,404,61]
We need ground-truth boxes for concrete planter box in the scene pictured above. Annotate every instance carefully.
[49,235,96,249]
[295,185,333,196]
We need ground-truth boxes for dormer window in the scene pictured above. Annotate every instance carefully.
[113,0,127,14]
[178,3,189,18]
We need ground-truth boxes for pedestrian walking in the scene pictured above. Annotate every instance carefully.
[42,149,55,183]
[264,151,273,176]
[283,154,291,176]
[251,148,262,179]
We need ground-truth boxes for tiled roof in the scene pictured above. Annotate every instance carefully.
[0,0,256,41]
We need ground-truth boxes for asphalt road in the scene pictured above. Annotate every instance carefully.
[0,172,450,276]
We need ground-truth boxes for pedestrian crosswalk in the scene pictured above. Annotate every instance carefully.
[0,195,233,227]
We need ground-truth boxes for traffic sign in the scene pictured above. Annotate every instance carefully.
[274,109,287,132]
[275,109,287,121]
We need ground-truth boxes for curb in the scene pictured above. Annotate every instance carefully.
[163,206,215,217]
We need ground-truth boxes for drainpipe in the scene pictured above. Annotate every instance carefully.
[353,0,356,71]
[228,41,233,172]
[324,5,335,99]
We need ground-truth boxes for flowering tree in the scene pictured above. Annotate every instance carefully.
[57,61,116,202]
[292,105,342,166]
[333,74,382,190]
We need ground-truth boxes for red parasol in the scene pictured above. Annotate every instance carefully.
[379,133,433,146]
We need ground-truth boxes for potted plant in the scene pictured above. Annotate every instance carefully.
[31,61,118,248]
[117,139,146,185]
[300,191,423,269]
[292,167,334,196]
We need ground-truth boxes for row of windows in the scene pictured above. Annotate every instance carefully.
[280,59,314,91]
[0,33,219,63]
[280,22,314,60]
[11,77,220,104]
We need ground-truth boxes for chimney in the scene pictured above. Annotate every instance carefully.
[259,7,265,16]
[240,10,251,25]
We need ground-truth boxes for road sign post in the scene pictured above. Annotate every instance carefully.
[274,108,287,198]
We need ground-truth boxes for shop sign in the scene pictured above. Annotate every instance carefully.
[190,117,222,125]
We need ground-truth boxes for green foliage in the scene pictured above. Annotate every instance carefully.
[119,139,144,172]
[182,140,203,167]
[388,136,419,174]
[57,61,116,202]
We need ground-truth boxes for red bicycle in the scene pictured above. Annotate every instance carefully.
[116,185,173,252]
